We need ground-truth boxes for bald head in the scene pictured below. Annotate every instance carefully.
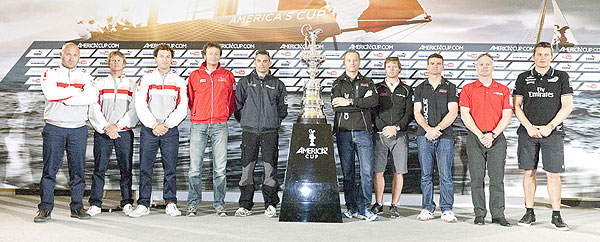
[60,42,80,69]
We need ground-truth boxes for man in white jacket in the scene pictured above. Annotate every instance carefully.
[35,42,99,223]
[87,51,138,216]
[128,44,188,217]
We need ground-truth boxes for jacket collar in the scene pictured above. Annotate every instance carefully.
[200,61,222,72]
[60,64,78,72]
[341,71,364,82]
[250,69,272,81]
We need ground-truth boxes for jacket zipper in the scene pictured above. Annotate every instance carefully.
[389,85,393,126]
[210,72,214,124]
[259,78,263,133]
[357,81,368,130]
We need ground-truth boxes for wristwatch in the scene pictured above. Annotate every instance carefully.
[395,126,401,132]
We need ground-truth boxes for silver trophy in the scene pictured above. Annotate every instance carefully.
[298,24,327,124]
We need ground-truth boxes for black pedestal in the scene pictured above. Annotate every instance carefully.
[279,123,342,223]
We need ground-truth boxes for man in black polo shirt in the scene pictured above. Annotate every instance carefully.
[413,53,459,222]
[513,42,573,231]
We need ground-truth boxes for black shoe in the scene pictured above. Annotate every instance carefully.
[71,208,91,220]
[474,216,485,225]
[34,210,51,223]
[492,217,513,227]
[389,205,400,218]
[551,215,569,231]
[370,203,383,215]
[517,212,536,227]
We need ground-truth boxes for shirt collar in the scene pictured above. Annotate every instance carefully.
[385,79,400,91]
[424,77,448,88]
[474,79,498,88]
[531,67,555,78]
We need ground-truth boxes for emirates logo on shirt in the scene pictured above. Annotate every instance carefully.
[528,87,554,98]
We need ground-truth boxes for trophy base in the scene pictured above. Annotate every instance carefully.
[279,123,342,223]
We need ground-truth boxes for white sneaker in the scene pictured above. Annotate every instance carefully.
[165,202,181,216]
[357,210,380,222]
[235,207,252,217]
[265,205,277,218]
[86,205,101,216]
[122,204,133,216]
[417,209,434,221]
[128,205,150,218]
[441,210,458,223]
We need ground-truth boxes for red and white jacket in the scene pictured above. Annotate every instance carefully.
[187,62,235,124]
[135,69,188,129]
[88,74,139,133]
[41,65,98,128]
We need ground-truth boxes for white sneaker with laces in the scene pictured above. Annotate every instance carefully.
[165,202,181,216]
[86,205,101,216]
[441,210,458,223]
[417,209,434,221]
[265,205,277,218]
[235,207,252,217]
[128,205,150,218]
[122,204,133,216]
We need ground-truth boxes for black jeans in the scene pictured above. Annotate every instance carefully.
[239,131,280,210]
[466,132,507,219]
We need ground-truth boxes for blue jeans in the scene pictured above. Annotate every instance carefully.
[417,136,455,212]
[336,131,374,212]
[188,122,229,208]
[138,126,179,207]
[38,124,88,212]
[89,130,134,207]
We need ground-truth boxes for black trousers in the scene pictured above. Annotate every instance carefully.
[466,132,507,219]
[239,131,280,210]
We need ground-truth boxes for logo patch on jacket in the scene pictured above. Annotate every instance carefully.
[199,79,207,83]
[379,92,388,96]
[548,76,559,82]
[218,77,227,82]
[360,83,369,87]
[439,89,448,93]
[265,84,275,89]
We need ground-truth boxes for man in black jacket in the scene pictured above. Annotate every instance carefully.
[371,57,413,218]
[331,50,379,221]
[234,50,288,218]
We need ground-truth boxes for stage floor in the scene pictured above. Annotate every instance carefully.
[1,193,599,242]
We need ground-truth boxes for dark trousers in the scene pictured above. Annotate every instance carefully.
[38,124,88,212]
[89,130,134,207]
[138,126,179,207]
[239,131,280,210]
[466,132,507,219]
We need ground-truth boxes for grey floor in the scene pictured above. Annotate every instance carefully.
[1,192,600,242]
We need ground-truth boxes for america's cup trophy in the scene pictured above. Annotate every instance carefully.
[280,24,342,223]
[297,24,326,123]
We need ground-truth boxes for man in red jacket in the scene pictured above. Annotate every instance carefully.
[186,42,235,217]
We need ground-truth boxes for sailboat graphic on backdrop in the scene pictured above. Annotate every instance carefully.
[79,0,431,42]
[534,0,577,46]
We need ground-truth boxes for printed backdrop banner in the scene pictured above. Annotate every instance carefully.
[1,41,599,199]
